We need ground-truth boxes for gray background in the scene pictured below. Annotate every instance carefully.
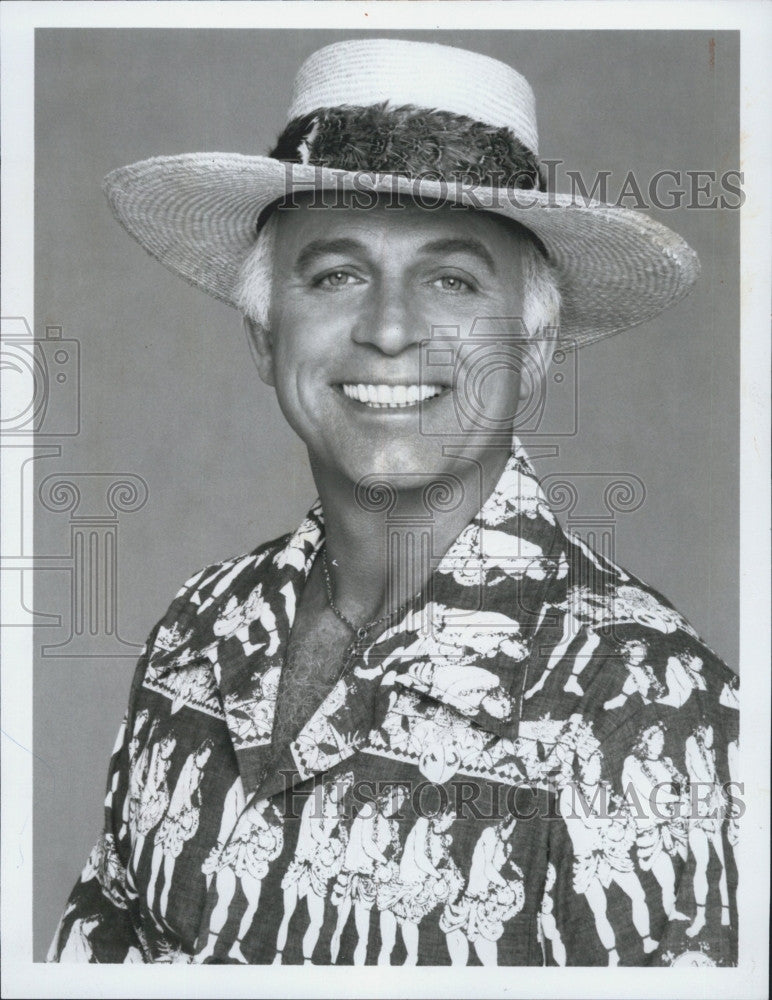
[33,29,739,958]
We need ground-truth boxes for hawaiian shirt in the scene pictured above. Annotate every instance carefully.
[48,445,739,967]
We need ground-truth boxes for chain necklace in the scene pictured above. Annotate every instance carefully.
[321,544,412,645]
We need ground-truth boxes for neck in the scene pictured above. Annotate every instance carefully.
[309,445,512,624]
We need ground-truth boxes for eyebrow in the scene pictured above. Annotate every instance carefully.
[294,238,369,273]
[293,235,497,274]
[417,237,497,274]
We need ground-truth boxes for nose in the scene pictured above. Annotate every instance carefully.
[351,277,423,356]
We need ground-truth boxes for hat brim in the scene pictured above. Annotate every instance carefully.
[103,154,700,349]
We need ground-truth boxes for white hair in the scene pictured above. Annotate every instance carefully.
[234,210,561,338]
[520,238,562,340]
[234,212,278,329]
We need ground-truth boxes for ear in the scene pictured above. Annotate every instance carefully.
[243,316,275,386]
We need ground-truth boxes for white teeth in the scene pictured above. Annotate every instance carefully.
[341,384,445,407]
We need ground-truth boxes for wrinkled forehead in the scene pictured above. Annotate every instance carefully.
[270,189,535,253]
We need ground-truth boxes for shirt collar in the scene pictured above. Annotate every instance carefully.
[146,441,570,793]
[359,441,568,734]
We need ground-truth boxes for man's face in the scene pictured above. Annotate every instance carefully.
[247,195,535,488]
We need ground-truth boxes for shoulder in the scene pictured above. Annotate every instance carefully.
[527,526,738,747]
[143,532,294,667]
[556,522,733,676]
[581,580,738,774]
[589,565,735,697]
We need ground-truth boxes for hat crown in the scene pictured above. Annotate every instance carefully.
[288,38,539,156]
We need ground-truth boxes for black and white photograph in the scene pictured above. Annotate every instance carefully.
[1,2,769,998]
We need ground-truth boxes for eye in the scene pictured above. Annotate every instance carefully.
[313,270,361,289]
[431,275,475,293]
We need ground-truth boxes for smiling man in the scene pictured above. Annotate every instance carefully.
[49,38,738,967]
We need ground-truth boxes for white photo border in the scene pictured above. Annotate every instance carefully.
[1,2,769,998]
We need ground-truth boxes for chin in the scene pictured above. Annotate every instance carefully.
[367,441,453,479]
[330,437,457,490]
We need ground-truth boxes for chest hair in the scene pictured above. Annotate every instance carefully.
[269,602,354,754]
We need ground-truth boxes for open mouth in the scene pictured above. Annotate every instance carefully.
[339,383,449,409]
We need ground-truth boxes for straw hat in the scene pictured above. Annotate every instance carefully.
[103,38,699,349]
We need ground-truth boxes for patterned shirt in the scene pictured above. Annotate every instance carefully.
[48,446,739,967]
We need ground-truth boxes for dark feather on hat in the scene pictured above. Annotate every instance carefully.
[270,103,544,191]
